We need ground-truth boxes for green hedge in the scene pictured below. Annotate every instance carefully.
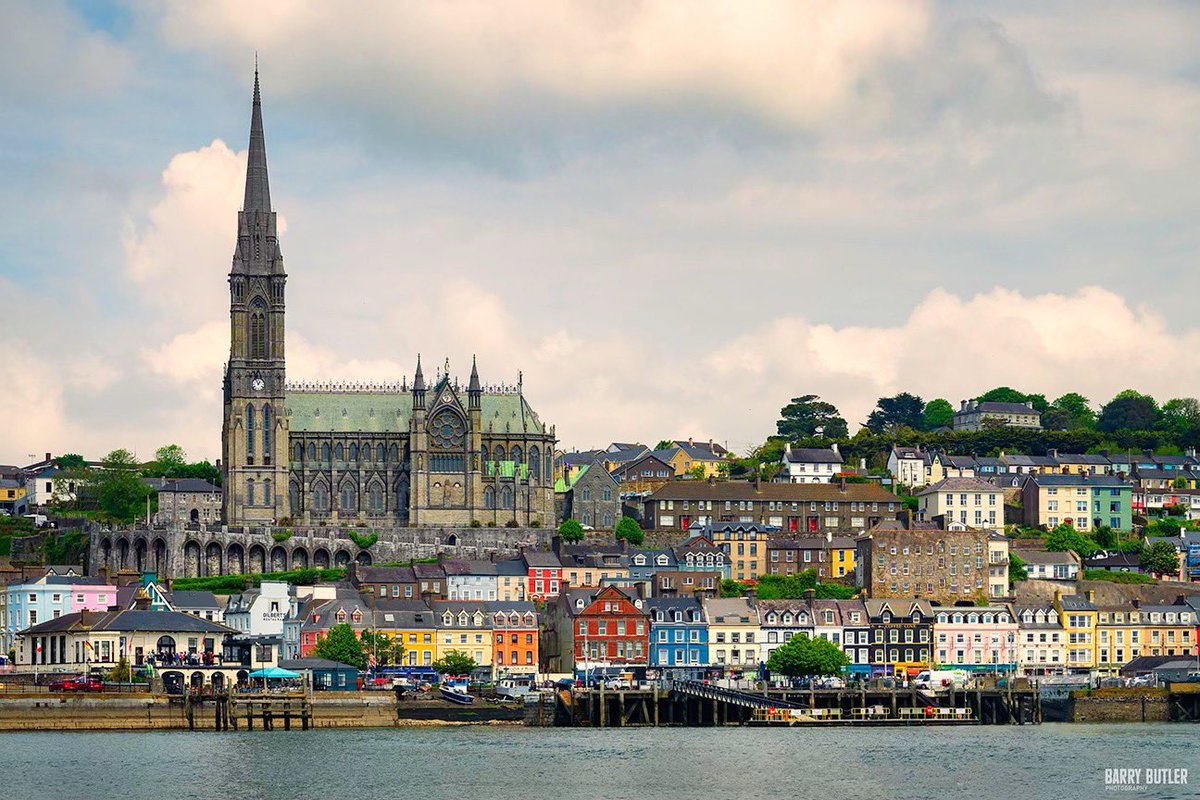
[172,566,347,594]
[1082,569,1156,585]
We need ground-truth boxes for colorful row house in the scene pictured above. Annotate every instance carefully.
[542,585,649,678]
[647,597,708,675]
[931,604,1018,673]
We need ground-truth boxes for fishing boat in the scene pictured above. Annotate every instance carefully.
[439,677,475,705]
[439,685,475,704]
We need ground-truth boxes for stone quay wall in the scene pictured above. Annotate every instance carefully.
[87,524,555,579]
[1071,690,1171,723]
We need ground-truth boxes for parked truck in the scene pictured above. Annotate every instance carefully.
[913,669,970,691]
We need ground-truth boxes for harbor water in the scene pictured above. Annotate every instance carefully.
[2,724,1196,800]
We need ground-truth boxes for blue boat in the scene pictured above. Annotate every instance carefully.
[439,685,475,705]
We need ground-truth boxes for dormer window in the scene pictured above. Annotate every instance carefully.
[443,613,453,625]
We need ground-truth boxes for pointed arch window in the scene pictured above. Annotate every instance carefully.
[511,445,523,465]
[294,443,303,462]
[321,443,331,462]
[529,446,540,480]
[484,486,495,509]
[368,483,384,512]
[349,443,359,463]
[246,404,256,461]
[262,404,272,456]
[501,485,514,510]
[307,443,316,461]
[247,479,256,506]
[340,482,357,512]
[335,443,344,461]
[376,444,385,462]
[248,297,268,359]
[312,482,330,511]
[289,481,301,512]
[389,444,399,462]
[494,445,506,462]
[428,409,466,473]
[262,479,271,506]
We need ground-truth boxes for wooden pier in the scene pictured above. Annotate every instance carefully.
[557,680,1041,728]
[181,692,313,731]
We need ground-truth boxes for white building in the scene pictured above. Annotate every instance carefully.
[224,581,297,636]
[780,444,843,484]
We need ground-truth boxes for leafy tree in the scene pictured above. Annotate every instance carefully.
[1098,390,1159,432]
[1009,554,1027,583]
[313,623,367,670]
[719,579,746,598]
[108,656,133,682]
[171,460,222,485]
[432,649,477,676]
[558,518,585,543]
[1140,540,1180,578]
[52,453,87,470]
[359,630,405,667]
[614,516,644,546]
[1161,398,1200,436]
[654,440,674,450]
[152,444,187,473]
[1092,526,1118,549]
[96,449,154,523]
[977,386,1028,405]
[766,633,849,678]
[686,464,706,480]
[1043,523,1100,559]
[776,395,848,440]
[865,393,925,433]
[1047,393,1095,430]
[921,398,954,431]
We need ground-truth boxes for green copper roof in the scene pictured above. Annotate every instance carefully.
[554,464,589,493]
[284,389,548,436]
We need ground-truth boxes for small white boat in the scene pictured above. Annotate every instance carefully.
[440,685,475,705]
[495,677,535,700]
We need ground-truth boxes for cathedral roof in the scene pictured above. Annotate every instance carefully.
[285,389,547,435]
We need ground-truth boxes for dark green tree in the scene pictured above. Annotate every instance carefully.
[1161,398,1200,437]
[52,453,87,470]
[558,518,585,543]
[776,395,848,440]
[1009,553,1027,583]
[921,398,954,431]
[1139,540,1179,578]
[654,440,674,450]
[1098,390,1159,432]
[865,393,925,433]
[96,449,154,522]
[359,630,405,667]
[432,649,478,676]
[152,444,187,473]
[1047,393,1095,430]
[614,516,644,546]
[719,579,746,598]
[313,623,367,670]
[766,633,849,678]
[1044,523,1100,558]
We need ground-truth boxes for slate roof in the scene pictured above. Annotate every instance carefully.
[355,565,417,583]
[1059,594,1097,611]
[159,479,220,494]
[768,536,857,550]
[920,477,1000,493]
[521,550,562,568]
[968,402,1040,414]
[1019,550,1081,565]
[494,558,527,577]
[703,597,758,625]
[784,447,843,464]
[441,559,498,577]
[285,390,546,435]
[166,590,221,610]
[20,608,234,636]
[1028,474,1129,488]
[648,481,897,502]
[647,597,704,619]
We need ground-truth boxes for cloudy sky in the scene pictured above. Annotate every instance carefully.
[3,0,1200,465]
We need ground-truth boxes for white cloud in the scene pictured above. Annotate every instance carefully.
[151,0,1060,148]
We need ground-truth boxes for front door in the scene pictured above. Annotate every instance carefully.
[680,516,691,531]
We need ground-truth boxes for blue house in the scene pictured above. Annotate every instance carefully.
[629,549,677,581]
[648,598,708,677]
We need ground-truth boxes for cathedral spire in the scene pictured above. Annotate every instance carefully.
[413,354,425,391]
[243,64,272,213]
[468,355,481,393]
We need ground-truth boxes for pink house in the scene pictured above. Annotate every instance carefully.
[66,579,118,613]
[932,604,1018,672]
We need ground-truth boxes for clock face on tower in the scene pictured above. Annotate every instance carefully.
[251,377,265,392]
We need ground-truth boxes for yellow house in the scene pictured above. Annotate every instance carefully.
[1096,602,1197,673]
[703,596,763,672]
[433,601,493,667]
[1054,590,1097,672]
[666,441,727,479]
[0,480,26,509]
[376,605,437,668]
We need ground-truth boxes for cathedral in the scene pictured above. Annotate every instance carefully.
[221,73,557,528]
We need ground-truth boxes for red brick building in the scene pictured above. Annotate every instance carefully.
[542,585,649,674]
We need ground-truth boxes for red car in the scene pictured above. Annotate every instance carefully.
[48,675,103,692]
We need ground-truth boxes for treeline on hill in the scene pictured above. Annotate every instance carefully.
[729,387,1200,477]
[47,445,220,525]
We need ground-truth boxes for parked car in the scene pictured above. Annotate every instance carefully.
[49,675,103,692]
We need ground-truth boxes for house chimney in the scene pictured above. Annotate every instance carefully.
[1026,401,1033,409]
[745,588,756,604]
[551,535,562,555]
[826,530,832,543]
[803,588,816,602]
[1085,589,1095,604]
[831,443,839,455]
[1048,449,1058,458]
[45,452,51,462]
[1054,589,1063,605]
[960,400,967,411]
[859,457,867,472]
[688,437,694,446]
